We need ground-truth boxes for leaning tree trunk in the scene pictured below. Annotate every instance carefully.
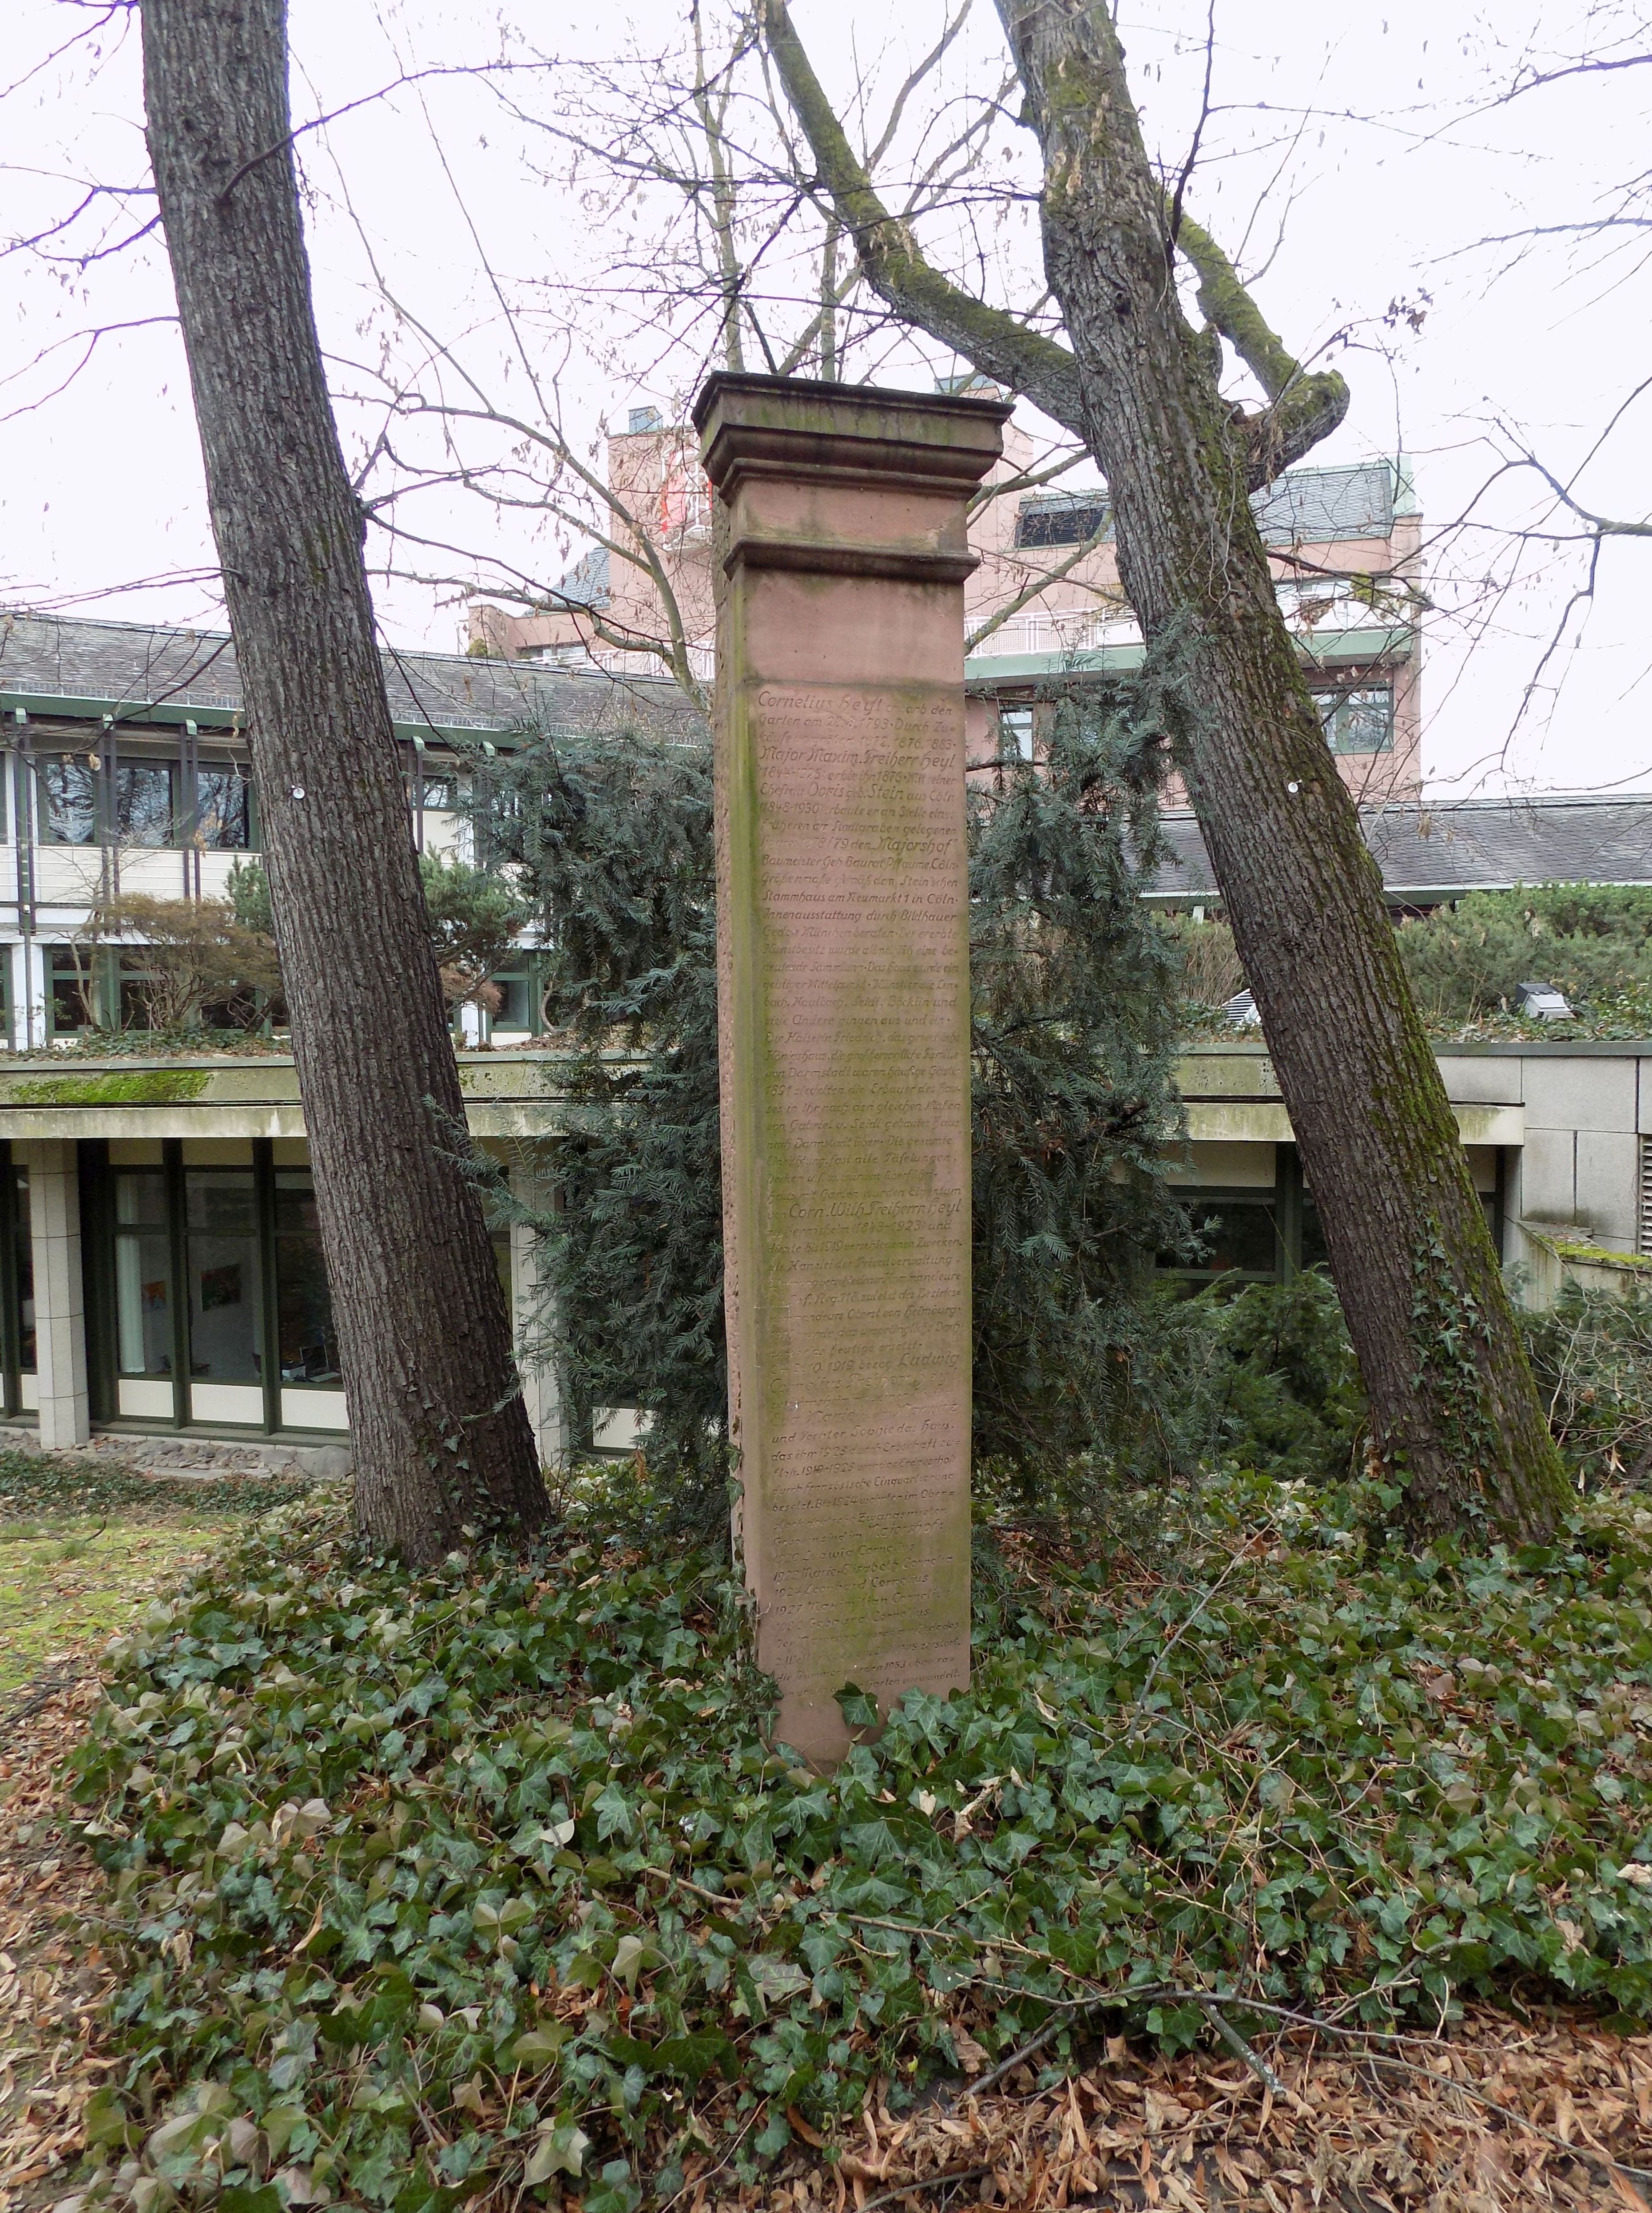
[995,0,1566,1539]
[142,0,547,1561]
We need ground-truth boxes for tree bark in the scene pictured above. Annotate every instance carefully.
[770,0,1569,1542]
[142,0,548,1562]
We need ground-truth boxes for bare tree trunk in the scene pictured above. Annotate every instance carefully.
[770,0,1569,1542]
[142,0,548,1563]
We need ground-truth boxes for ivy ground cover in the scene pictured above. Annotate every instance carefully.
[63,1473,1652,2211]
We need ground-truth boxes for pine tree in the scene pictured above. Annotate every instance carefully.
[484,688,1188,1534]
[968,686,1188,1501]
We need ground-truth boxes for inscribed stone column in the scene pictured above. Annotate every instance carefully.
[17,1139,91,1449]
[694,374,1010,1764]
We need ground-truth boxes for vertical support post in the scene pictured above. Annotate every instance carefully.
[17,1139,90,1449]
[509,1158,565,1467]
[695,373,1009,1765]
[254,1138,283,1434]
[0,1139,20,1419]
[166,1139,191,1428]
[20,942,47,1054]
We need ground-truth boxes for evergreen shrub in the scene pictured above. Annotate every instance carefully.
[1395,884,1652,1028]
[477,690,1192,1535]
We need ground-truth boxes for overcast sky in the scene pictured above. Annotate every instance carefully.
[3,0,1649,801]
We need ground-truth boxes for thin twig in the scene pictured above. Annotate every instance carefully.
[857,2164,993,2212]
[637,1861,747,1908]
[953,2011,1069,2103]
[1198,1996,1301,2111]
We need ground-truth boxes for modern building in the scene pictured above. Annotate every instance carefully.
[0,1040,1645,1465]
[470,401,1424,806]
[1150,790,1652,915]
[0,609,695,1047]
[3,607,1652,1463]
[0,610,699,1461]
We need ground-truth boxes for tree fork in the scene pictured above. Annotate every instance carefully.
[1004,0,1567,1540]
[770,0,1568,1540]
[142,0,548,1561]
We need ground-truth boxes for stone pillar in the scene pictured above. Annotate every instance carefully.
[695,373,1009,1764]
[510,1161,566,1467]
[17,1140,90,1449]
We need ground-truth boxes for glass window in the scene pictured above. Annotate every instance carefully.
[492,965,536,1030]
[15,1167,33,1375]
[1014,496,1109,548]
[114,759,176,846]
[115,952,159,1032]
[1301,1192,1328,1274]
[38,757,97,845]
[414,772,459,812]
[45,945,98,1034]
[999,707,1035,763]
[1318,686,1393,755]
[274,1172,340,1385]
[185,1170,262,1383]
[1164,1198,1279,1279]
[195,762,251,849]
[114,1169,172,1376]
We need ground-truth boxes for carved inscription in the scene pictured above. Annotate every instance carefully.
[731,675,971,1753]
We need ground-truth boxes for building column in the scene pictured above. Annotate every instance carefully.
[17,1140,90,1448]
[509,1161,565,1467]
[20,942,48,1051]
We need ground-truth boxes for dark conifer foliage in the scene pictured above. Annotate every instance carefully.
[968,690,1189,1496]
[481,691,1187,1529]
[477,734,727,1511]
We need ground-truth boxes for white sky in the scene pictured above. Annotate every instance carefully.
[2,0,1649,800]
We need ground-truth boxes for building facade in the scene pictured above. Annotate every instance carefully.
[0,1042,1643,1462]
[3,610,1651,1463]
[469,401,1423,806]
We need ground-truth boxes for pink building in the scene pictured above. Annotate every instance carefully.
[470,395,1422,805]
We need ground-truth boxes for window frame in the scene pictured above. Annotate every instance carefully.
[1314,682,1394,756]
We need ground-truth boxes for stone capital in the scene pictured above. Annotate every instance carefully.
[694,372,1011,586]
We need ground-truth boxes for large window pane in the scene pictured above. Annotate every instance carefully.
[196,762,251,849]
[275,1172,340,1384]
[39,757,96,845]
[115,1169,172,1375]
[1163,1198,1279,1279]
[1318,686,1394,755]
[185,1170,262,1382]
[44,946,97,1034]
[15,1168,33,1375]
[115,760,176,846]
[492,964,536,1030]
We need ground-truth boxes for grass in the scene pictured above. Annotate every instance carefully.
[0,1513,240,1694]
[56,1465,1652,2213]
[0,1449,310,1700]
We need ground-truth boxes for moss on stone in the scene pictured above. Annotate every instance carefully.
[1556,1241,1652,1273]
[3,1069,212,1106]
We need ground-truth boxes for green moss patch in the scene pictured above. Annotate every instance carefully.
[60,1469,1652,2209]
[2,1068,212,1106]
[1556,1242,1652,1273]
[0,1515,236,1694]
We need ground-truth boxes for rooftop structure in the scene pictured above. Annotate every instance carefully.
[471,397,1423,805]
[1150,792,1652,909]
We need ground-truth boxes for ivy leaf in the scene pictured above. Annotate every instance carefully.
[523,2122,590,2184]
[836,1685,880,1732]
[510,2025,570,2069]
